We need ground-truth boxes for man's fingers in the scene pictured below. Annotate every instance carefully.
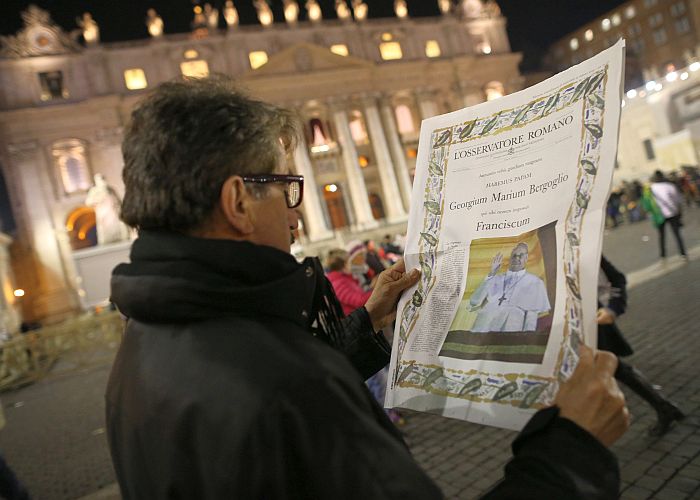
[389,258,406,274]
[593,350,619,377]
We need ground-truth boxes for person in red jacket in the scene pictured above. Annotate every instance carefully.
[325,248,372,316]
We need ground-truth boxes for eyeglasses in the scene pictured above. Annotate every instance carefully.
[241,174,304,209]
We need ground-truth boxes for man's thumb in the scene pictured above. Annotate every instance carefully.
[402,268,420,287]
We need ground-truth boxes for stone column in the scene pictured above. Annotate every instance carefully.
[292,142,333,241]
[331,106,377,229]
[379,98,413,210]
[0,232,21,335]
[416,88,441,120]
[7,142,79,320]
[362,96,407,223]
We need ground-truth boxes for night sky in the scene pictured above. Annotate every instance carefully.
[2,0,628,71]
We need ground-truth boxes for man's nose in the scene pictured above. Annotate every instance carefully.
[288,208,300,230]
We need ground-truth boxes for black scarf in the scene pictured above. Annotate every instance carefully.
[111,231,347,347]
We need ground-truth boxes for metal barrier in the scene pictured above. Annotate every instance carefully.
[0,312,124,392]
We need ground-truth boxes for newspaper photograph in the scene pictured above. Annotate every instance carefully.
[385,40,626,431]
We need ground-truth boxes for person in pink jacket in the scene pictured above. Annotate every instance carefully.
[325,248,372,316]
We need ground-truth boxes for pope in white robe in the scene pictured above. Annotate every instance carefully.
[468,243,550,332]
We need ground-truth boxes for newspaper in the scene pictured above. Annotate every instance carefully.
[385,40,626,431]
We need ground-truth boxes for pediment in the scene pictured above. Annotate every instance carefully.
[248,42,373,77]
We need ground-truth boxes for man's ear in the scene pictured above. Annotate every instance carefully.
[219,175,254,236]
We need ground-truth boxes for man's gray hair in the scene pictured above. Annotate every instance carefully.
[121,75,301,232]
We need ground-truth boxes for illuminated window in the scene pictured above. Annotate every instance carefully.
[180,60,209,78]
[407,148,417,159]
[248,51,269,69]
[124,68,147,90]
[611,13,621,26]
[39,71,67,101]
[625,6,636,18]
[569,38,579,51]
[394,104,415,134]
[52,139,91,194]
[358,155,369,168]
[584,29,594,41]
[349,112,368,143]
[425,40,441,58]
[484,81,504,101]
[601,18,611,31]
[381,32,393,42]
[380,42,402,60]
[184,49,199,59]
[330,44,349,56]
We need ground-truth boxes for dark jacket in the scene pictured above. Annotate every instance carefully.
[597,256,633,356]
[107,231,620,499]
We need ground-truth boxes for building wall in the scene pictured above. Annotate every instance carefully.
[0,4,522,321]
[616,68,700,181]
[546,0,699,90]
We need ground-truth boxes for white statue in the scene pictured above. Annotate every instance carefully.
[283,0,300,25]
[394,0,408,19]
[204,3,219,30]
[437,0,451,15]
[254,0,274,27]
[483,0,501,18]
[352,0,368,21]
[146,9,164,38]
[223,1,239,28]
[85,174,130,245]
[306,0,322,23]
[77,12,99,45]
[460,0,483,19]
[192,5,207,31]
[335,0,351,21]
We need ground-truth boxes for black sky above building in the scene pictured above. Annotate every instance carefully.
[3,0,628,71]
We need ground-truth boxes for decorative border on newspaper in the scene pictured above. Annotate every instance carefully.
[392,66,609,409]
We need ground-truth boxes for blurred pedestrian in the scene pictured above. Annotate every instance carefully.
[106,76,629,499]
[598,257,684,436]
[363,239,386,276]
[325,248,372,316]
[649,170,687,260]
[345,240,374,290]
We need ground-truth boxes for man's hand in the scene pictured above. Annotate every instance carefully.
[554,345,630,447]
[489,253,503,277]
[596,308,616,325]
[364,259,420,331]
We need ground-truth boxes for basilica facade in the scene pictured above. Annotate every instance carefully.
[0,1,523,324]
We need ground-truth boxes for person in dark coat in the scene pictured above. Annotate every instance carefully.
[106,76,629,499]
[598,256,684,436]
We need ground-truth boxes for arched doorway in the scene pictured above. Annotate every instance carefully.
[322,184,349,229]
[369,193,385,220]
[65,206,97,251]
